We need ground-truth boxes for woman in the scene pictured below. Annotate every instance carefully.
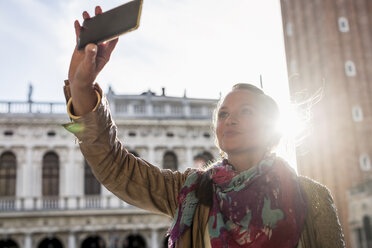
[64,6,345,247]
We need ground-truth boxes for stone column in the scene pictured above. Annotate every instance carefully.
[23,146,34,210]
[33,148,44,204]
[183,101,190,117]
[186,146,193,168]
[148,145,155,164]
[151,229,159,248]
[56,147,69,198]
[68,232,76,248]
[24,233,32,248]
[13,146,26,210]
[64,145,81,209]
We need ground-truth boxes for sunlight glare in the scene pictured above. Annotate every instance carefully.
[274,103,310,172]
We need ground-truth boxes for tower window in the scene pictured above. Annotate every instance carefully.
[338,17,350,32]
[360,154,371,171]
[290,60,297,73]
[286,22,293,36]
[352,105,363,122]
[345,61,356,77]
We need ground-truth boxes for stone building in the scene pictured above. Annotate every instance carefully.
[0,88,219,248]
[280,0,372,247]
[348,180,372,247]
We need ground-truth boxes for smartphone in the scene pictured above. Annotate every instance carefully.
[77,0,143,50]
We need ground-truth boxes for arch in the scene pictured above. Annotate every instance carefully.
[202,151,214,163]
[42,151,59,196]
[81,236,106,248]
[84,160,101,195]
[0,151,17,196]
[122,234,146,248]
[0,239,19,248]
[38,237,63,248]
[162,236,169,248]
[193,151,214,168]
[163,151,178,171]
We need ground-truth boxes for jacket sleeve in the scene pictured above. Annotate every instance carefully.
[63,83,193,218]
[299,176,346,248]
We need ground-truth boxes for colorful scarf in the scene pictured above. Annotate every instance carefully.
[168,154,307,247]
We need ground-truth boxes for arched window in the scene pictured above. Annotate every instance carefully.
[84,160,101,195]
[82,236,105,248]
[38,238,63,248]
[193,151,214,168]
[163,151,178,171]
[363,216,372,247]
[0,152,17,196]
[203,151,214,163]
[123,234,146,248]
[0,239,19,248]
[42,152,59,196]
[163,236,169,248]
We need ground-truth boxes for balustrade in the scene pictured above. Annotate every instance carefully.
[0,195,131,212]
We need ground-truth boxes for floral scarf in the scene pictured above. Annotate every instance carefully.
[168,154,307,247]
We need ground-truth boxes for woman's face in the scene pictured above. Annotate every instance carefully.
[216,89,270,156]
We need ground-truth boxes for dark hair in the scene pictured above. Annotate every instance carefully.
[196,83,281,206]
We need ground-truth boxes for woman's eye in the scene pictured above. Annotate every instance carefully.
[218,111,228,119]
[242,108,253,115]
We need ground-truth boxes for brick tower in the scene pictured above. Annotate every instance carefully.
[280,0,372,246]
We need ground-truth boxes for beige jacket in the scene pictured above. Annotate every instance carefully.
[63,83,345,248]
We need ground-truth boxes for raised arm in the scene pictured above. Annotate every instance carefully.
[64,7,193,217]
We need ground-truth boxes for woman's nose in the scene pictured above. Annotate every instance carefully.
[226,113,238,125]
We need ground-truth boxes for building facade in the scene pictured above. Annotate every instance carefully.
[0,88,219,248]
[280,0,372,247]
[348,180,372,248]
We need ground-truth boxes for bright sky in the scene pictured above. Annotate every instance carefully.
[0,0,289,102]
[0,0,299,165]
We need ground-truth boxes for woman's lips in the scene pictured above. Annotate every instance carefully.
[223,130,241,137]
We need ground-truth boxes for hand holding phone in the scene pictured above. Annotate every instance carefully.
[77,0,143,50]
[67,6,121,116]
